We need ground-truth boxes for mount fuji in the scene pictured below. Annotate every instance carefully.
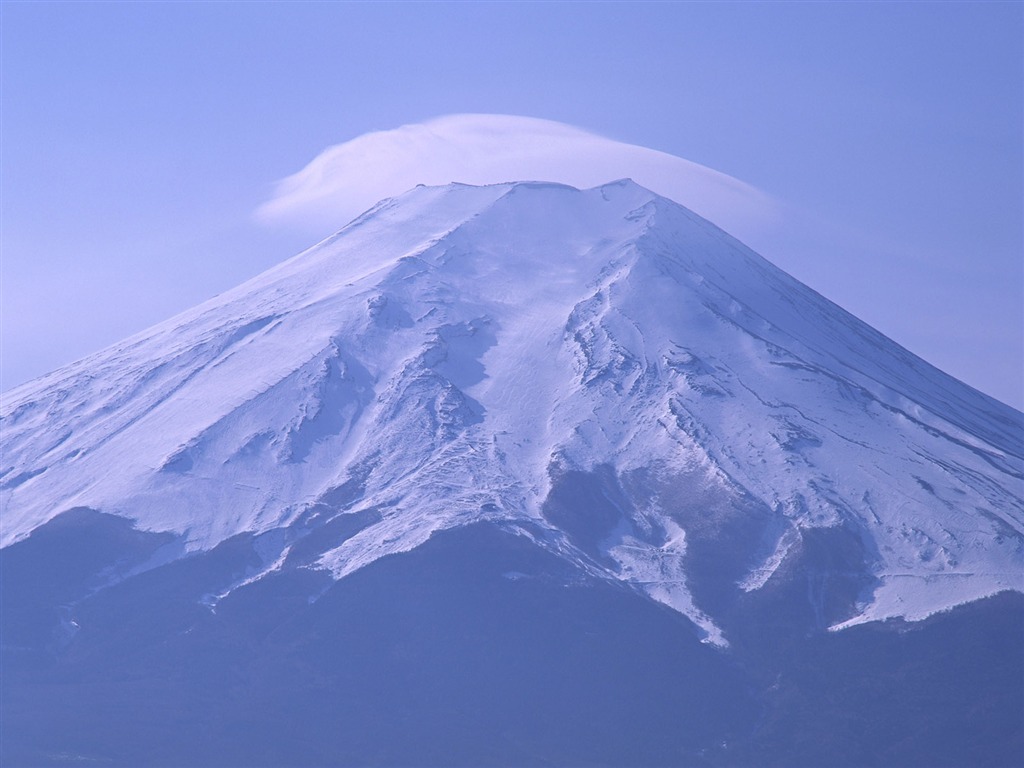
[2,180,1022,767]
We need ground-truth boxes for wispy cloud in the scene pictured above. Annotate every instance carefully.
[256,114,781,244]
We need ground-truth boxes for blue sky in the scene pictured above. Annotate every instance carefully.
[3,1,1021,407]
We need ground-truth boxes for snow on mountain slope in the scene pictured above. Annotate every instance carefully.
[2,180,1021,645]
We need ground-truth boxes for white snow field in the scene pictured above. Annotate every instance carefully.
[2,180,1021,645]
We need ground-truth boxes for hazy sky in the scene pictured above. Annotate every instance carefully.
[3,2,1021,408]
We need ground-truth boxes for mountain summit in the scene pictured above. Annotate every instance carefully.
[3,179,1022,644]
[3,181,1022,766]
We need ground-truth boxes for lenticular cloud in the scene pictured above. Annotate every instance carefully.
[256,114,779,242]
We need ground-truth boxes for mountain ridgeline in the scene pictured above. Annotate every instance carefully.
[2,180,1022,766]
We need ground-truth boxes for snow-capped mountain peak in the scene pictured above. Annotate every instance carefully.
[3,179,1021,646]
